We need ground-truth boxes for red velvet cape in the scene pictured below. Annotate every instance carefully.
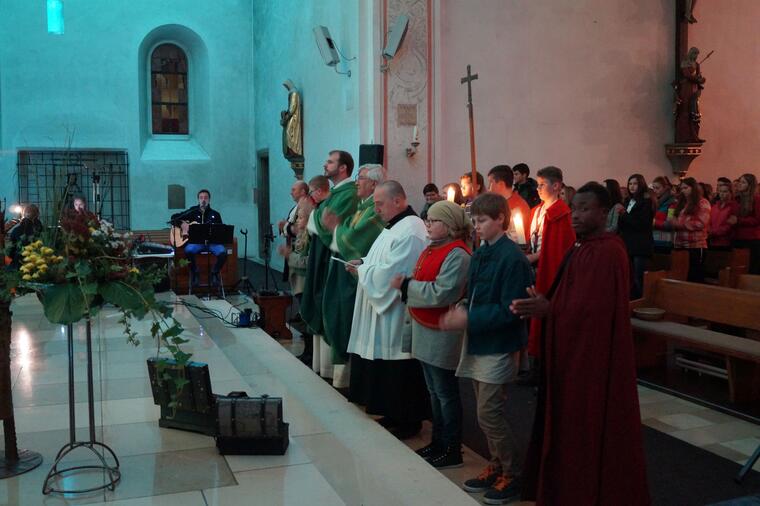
[522,233,650,506]
[528,200,575,356]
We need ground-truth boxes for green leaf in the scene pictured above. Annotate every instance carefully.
[75,261,92,277]
[42,283,87,324]
[99,282,142,312]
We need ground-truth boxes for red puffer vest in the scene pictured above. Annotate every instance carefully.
[408,239,471,329]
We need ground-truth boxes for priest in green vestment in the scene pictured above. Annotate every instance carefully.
[301,151,359,380]
[321,164,386,379]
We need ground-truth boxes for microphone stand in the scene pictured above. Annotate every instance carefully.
[232,229,256,296]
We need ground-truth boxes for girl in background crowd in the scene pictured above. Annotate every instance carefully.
[668,177,711,282]
[441,183,466,207]
[733,173,760,274]
[618,174,654,299]
[604,179,625,233]
[652,176,675,253]
[708,183,739,250]
[560,185,576,206]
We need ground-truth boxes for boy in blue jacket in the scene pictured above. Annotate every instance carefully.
[441,192,533,505]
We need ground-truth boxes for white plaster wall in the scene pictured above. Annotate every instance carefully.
[252,0,361,271]
[436,0,675,188]
[0,0,255,248]
[688,0,760,182]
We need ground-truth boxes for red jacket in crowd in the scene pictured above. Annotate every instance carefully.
[709,200,739,247]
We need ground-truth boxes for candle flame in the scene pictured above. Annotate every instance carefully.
[512,211,527,245]
[447,187,456,202]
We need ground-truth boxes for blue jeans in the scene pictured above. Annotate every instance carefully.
[184,243,227,273]
[420,361,462,449]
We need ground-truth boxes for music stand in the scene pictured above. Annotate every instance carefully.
[187,224,234,300]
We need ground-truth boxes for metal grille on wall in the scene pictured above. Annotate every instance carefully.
[17,150,131,230]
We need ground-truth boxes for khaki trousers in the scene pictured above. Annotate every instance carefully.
[472,380,522,476]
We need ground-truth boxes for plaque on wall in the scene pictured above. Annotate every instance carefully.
[397,104,417,126]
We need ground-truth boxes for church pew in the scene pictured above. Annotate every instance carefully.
[129,228,238,292]
[646,249,689,281]
[737,274,760,293]
[631,271,760,403]
[704,248,750,287]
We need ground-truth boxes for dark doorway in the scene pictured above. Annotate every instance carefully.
[256,150,271,261]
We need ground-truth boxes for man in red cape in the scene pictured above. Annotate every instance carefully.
[526,167,575,359]
[512,182,650,505]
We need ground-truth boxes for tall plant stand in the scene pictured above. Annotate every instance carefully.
[42,319,121,495]
[0,300,43,479]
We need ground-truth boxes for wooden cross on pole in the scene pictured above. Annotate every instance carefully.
[461,65,479,192]
[461,65,479,246]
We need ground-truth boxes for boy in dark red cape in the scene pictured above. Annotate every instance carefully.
[521,167,575,385]
[511,182,650,506]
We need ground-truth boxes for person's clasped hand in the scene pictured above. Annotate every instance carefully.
[510,286,550,319]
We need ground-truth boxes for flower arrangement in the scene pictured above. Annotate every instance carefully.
[2,209,192,407]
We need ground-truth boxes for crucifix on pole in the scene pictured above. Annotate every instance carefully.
[461,64,479,245]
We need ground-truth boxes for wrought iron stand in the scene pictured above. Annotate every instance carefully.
[42,319,121,495]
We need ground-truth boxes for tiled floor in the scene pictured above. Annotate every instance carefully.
[1,294,477,506]
[4,293,760,506]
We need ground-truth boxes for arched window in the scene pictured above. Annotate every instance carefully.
[151,44,188,134]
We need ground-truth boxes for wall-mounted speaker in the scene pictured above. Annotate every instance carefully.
[359,144,384,166]
[313,25,340,67]
[383,14,409,59]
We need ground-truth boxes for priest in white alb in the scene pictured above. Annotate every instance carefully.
[346,181,431,438]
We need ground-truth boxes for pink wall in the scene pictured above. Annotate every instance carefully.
[688,0,760,183]
[435,0,676,189]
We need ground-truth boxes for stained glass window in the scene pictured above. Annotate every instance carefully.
[151,44,188,135]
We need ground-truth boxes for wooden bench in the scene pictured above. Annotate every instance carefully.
[737,274,760,293]
[703,248,750,287]
[129,229,239,292]
[631,271,760,403]
[647,249,689,281]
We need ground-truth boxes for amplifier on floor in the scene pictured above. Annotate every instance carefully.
[215,391,289,455]
[147,358,217,436]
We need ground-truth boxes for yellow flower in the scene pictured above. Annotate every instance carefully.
[38,264,48,272]
[41,247,54,255]
[35,259,46,266]
[22,274,32,281]
[129,267,140,274]
[33,240,43,247]
[31,272,40,279]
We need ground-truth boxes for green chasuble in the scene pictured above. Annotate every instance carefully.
[311,181,359,248]
[300,201,330,335]
[322,196,385,364]
[302,181,359,335]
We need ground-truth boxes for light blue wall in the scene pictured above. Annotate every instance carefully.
[0,0,256,254]
[252,0,361,271]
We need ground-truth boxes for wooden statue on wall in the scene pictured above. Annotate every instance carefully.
[280,79,304,179]
[665,0,709,178]
[673,46,706,144]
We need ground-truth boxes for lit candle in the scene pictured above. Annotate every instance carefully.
[412,125,419,144]
[513,211,526,245]
[447,187,456,202]
[11,204,23,214]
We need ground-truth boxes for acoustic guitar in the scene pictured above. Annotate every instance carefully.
[169,221,198,248]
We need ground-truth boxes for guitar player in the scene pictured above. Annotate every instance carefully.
[170,189,227,287]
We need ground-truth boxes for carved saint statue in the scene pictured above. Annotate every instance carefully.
[684,0,698,23]
[280,80,304,163]
[673,46,706,143]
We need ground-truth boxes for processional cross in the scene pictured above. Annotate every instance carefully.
[460,65,479,196]
[460,65,480,246]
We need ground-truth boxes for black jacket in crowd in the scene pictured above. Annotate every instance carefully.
[618,197,654,257]
[515,178,541,208]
